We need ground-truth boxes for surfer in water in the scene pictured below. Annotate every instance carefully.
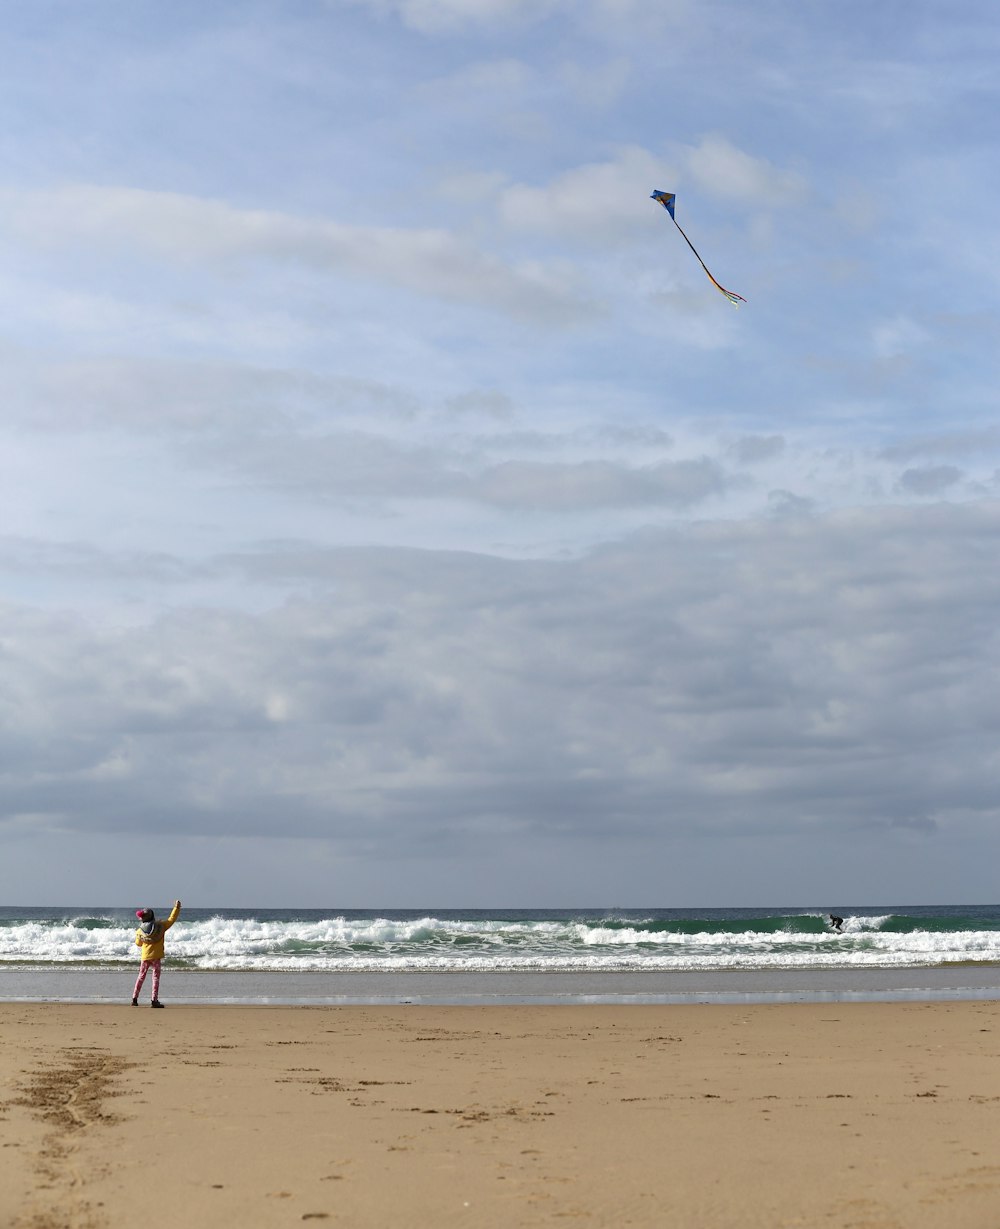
[829,914,844,933]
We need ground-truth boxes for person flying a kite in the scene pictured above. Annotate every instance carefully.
[651,190,746,307]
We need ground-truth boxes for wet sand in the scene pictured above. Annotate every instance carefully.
[2,1001,998,1227]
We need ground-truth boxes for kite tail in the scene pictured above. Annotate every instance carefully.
[672,218,746,307]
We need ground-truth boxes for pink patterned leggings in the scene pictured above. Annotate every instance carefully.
[133,959,161,1002]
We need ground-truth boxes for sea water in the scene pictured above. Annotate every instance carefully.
[1,905,999,1004]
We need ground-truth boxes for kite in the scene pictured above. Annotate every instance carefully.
[651,190,746,307]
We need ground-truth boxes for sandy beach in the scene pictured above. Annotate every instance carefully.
[2,1001,998,1228]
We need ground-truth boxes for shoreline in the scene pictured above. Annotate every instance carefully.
[2,963,999,1005]
[3,1000,999,1227]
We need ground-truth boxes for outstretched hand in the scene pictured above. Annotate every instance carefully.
[175,899,182,909]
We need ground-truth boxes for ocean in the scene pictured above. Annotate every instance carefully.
[2,904,999,1005]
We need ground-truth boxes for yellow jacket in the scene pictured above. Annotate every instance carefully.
[135,902,181,962]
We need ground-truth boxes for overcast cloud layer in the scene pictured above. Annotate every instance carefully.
[2,1,999,906]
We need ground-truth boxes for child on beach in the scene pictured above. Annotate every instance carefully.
[132,900,182,1008]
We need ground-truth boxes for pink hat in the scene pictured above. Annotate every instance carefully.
[136,908,153,920]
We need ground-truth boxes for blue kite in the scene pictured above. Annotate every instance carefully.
[651,190,746,307]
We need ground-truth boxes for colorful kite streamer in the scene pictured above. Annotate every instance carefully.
[651,190,746,307]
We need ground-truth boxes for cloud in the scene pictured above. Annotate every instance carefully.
[477,456,728,509]
[680,133,808,207]
[345,0,564,33]
[0,537,200,584]
[3,501,999,860]
[766,490,815,519]
[421,56,534,99]
[898,465,963,496]
[497,146,676,243]
[3,352,417,436]
[345,0,688,35]
[202,428,463,503]
[728,434,785,465]
[879,429,1000,462]
[557,56,631,110]
[0,185,593,326]
[872,315,930,360]
[436,169,511,206]
[444,390,515,420]
[190,427,732,512]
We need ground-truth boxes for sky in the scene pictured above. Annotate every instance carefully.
[2,0,999,907]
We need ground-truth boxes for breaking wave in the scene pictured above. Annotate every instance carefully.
[1,906,998,973]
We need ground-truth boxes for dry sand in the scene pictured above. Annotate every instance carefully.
[1,1000,999,1228]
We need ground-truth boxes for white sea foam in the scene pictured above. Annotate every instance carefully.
[1,912,999,973]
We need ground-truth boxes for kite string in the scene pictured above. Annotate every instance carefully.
[671,216,746,306]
